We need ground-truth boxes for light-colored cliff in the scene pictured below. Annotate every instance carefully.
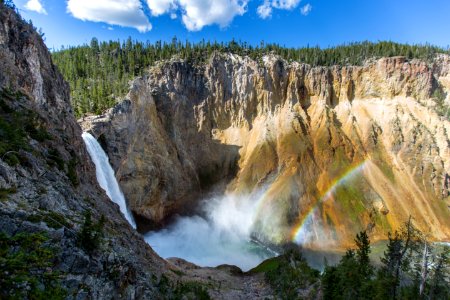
[81,53,450,248]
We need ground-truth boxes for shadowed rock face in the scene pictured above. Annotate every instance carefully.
[82,52,450,249]
[0,5,170,297]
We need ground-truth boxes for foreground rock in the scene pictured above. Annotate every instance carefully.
[0,4,170,298]
[81,52,450,248]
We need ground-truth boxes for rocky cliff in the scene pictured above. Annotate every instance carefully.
[82,52,450,248]
[0,4,171,298]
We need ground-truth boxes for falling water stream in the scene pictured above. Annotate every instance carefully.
[81,132,274,271]
[81,133,351,271]
[82,132,136,228]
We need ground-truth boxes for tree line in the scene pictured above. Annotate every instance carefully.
[321,218,449,299]
[261,218,449,299]
[52,38,449,117]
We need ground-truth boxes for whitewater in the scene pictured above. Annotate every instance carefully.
[82,132,273,271]
[82,132,136,228]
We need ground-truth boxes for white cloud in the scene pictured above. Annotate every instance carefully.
[25,0,47,15]
[300,3,312,15]
[64,0,307,33]
[257,0,301,19]
[272,0,301,9]
[147,0,177,16]
[257,1,272,19]
[146,0,247,31]
[179,0,248,31]
[67,0,152,32]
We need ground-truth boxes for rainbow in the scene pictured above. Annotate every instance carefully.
[290,160,369,244]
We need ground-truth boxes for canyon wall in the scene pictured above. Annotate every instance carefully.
[0,5,170,297]
[82,53,450,248]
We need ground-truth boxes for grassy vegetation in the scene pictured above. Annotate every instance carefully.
[172,281,211,300]
[156,274,211,300]
[432,88,450,119]
[248,256,281,273]
[251,246,320,299]
[26,211,72,229]
[171,269,186,277]
[0,231,66,299]
[337,184,367,222]
[0,187,17,201]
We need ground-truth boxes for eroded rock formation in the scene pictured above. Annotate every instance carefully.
[81,52,450,248]
[0,5,171,297]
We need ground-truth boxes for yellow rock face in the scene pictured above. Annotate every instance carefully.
[81,53,450,248]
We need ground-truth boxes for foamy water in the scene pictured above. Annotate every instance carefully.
[144,193,276,271]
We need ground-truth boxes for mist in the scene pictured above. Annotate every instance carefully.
[144,192,276,271]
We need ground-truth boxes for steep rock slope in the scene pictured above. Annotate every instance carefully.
[0,4,170,298]
[82,53,450,248]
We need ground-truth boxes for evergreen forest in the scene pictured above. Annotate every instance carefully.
[52,39,449,116]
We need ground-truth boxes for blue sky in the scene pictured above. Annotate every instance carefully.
[13,0,450,51]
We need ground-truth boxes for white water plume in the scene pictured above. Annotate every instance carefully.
[82,132,136,228]
[144,192,276,271]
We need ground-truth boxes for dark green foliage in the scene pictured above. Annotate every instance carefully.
[0,231,66,299]
[322,232,375,299]
[0,187,16,201]
[428,246,450,300]
[172,281,211,300]
[156,274,211,300]
[0,113,30,164]
[52,39,449,117]
[25,115,52,142]
[67,156,79,186]
[377,218,420,299]
[157,274,171,294]
[46,149,79,185]
[26,211,72,229]
[248,256,281,273]
[322,249,371,300]
[355,231,373,280]
[77,211,105,254]
[322,222,450,300]
[171,269,186,277]
[262,246,320,299]
[0,88,52,166]
[46,148,65,170]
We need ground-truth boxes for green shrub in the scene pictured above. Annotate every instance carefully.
[432,88,449,118]
[77,211,105,254]
[0,231,66,299]
[27,211,72,229]
[0,88,51,166]
[67,156,79,186]
[172,281,211,300]
[261,246,320,299]
[46,148,65,170]
[0,187,16,201]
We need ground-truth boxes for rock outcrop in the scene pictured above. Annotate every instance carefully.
[82,53,450,248]
[0,4,170,298]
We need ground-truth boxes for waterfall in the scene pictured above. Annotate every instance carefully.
[82,132,136,229]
